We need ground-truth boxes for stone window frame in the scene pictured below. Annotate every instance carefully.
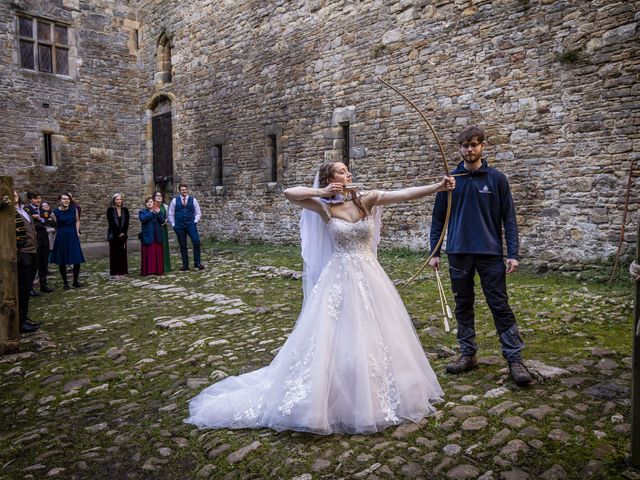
[16,13,71,77]
[340,120,351,169]
[155,32,172,85]
[37,122,64,171]
[213,144,224,186]
[125,19,141,56]
[43,131,53,166]
[263,125,284,193]
[267,134,277,182]
[209,134,227,196]
[328,106,359,171]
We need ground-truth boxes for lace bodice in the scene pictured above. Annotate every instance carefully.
[327,217,374,254]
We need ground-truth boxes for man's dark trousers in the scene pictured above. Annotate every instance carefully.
[174,223,201,268]
[18,252,37,323]
[35,243,50,288]
[448,254,524,362]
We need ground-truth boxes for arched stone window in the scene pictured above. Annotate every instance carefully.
[155,33,172,84]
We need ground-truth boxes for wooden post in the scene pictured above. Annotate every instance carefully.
[631,212,640,468]
[0,177,19,355]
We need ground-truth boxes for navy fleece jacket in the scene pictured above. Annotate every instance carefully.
[430,159,519,260]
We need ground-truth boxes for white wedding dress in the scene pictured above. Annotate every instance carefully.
[185,210,443,435]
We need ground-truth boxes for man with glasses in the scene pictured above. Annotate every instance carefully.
[429,125,532,385]
[168,184,204,271]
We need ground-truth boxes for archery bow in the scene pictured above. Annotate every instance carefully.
[375,76,452,288]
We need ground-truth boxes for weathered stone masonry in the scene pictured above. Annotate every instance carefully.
[1,0,639,268]
[0,0,142,237]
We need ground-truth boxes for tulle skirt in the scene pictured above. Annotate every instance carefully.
[185,251,443,434]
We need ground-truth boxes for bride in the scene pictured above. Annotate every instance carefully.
[185,162,455,435]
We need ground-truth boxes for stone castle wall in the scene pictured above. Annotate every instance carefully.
[2,0,639,267]
[0,0,144,238]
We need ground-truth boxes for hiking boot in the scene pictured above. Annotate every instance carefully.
[446,354,478,374]
[509,360,532,385]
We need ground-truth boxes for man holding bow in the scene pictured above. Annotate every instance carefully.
[429,126,532,386]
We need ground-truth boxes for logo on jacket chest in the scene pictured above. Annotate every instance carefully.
[478,185,492,194]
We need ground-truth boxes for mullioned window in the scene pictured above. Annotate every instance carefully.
[18,15,69,75]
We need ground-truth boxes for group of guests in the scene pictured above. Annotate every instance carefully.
[14,184,203,334]
[106,184,203,277]
[14,191,84,333]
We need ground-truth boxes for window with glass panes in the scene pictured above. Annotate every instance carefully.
[18,15,69,75]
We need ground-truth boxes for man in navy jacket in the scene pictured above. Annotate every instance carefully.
[429,126,532,385]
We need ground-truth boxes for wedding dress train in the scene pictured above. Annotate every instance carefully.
[185,213,443,434]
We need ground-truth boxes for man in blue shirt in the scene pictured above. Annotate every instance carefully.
[429,126,532,385]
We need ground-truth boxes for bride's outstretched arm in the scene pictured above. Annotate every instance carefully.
[284,183,344,214]
[372,176,455,206]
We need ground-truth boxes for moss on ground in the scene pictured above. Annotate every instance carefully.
[0,240,635,479]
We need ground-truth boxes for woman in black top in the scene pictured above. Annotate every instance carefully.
[106,193,130,277]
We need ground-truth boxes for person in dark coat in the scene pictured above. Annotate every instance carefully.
[106,193,130,276]
[50,193,85,289]
[139,196,165,276]
[25,191,56,293]
[14,191,41,333]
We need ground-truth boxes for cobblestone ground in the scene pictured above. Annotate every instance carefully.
[0,242,636,480]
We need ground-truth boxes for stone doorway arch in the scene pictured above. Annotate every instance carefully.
[144,93,177,200]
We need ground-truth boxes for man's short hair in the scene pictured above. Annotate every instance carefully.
[27,191,40,200]
[457,126,486,145]
[178,183,188,190]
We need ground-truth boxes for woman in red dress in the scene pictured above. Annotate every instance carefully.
[139,197,165,276]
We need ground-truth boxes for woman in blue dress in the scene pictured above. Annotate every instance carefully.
[50,193,85,289]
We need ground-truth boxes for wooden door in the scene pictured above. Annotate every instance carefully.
[152,112,173,185]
